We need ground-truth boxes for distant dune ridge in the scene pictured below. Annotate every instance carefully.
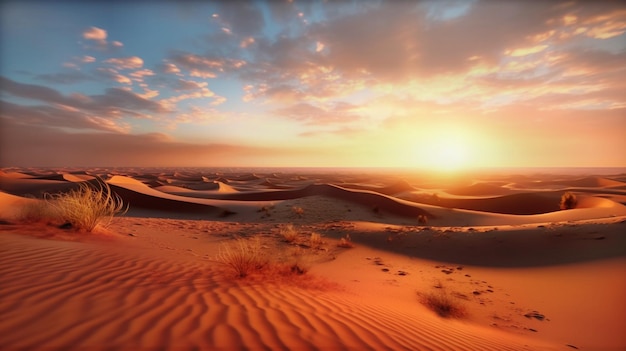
[1,167,626,350]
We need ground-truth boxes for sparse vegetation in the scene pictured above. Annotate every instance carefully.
[213,235,315,279]
[309,232,324,249]
[337,234,354,248]
[214,236,269,278]
[292,206,304,217]
[282,246,311,275]
[417,214,428,225]
[560,192,578,210]
[280,223,299,243]
[44,180,127,232]
[420,286,467,318]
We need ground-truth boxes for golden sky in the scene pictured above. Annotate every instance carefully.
[1,1,625,169]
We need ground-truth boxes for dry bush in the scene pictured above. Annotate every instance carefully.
[214,236,269,278]
[337,234,354,248]
[420,287,467,318]
[560,192,578,210]
[280,223,299,243]
[278,246,311,275]
[292,206,304,217]
[417,214,428,225]
[46,180,127,232]
[214,236,314,279]
[309,232,324,249]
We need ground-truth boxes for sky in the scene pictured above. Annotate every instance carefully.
[1,0,625,170]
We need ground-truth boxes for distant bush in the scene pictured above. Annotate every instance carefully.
[417,214,428,225]
[292,206,304,217]
[559,192,578,210]
[309,232,324,249]
[337,234,354,248]
[420,287,467,318]
[46,180,127,232]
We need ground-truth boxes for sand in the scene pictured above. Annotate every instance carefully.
[1,167,625,350]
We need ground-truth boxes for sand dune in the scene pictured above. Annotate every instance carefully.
[1,167,625,350]
[0,225,566,351]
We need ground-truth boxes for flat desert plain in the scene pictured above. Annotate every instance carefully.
[1,168,625,351]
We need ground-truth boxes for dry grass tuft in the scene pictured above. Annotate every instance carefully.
[337,234,354,248]
[420,286,467,318]
[214,236,269,278]
[280,223,299,243]
[46,180,127,232]
[309,232,324,249]
[214,236,315,279]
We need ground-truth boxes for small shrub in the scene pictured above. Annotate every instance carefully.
[214,236,268,278]
[420,287,467,318]
[560,192,577,210]
[281,247,311,275]
[292,206,304,217]
[309,232,324,249]
[280,224,299,243]
[45,180,127,232]
[337,234,354,248]
[417,214,428,225]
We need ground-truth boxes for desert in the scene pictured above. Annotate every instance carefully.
[1,167,625,351]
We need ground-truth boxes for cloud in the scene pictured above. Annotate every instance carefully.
[273,101,364,126]
[160,62,183,75]
[213,1,265,37]
[81,56,96,63]
[81,26,123,50]
[0,100,130,133]
[104,56,144,70]
[169,52,246,79]
[96,67,132,85]
[35,71,93,85]
[0,119,301,167]
[129,69,155,81]
[160,79,222,106]
[82,26,107,41]
[0,76,167,122]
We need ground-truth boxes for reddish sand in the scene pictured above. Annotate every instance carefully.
[1,167,625,350]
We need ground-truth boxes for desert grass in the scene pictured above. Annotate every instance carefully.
[337,234,355,248]
[309,232,324,249]
[280,223,299,243]
[420,285,467,318]
[214,236,269,278]
[214,235,318,280]
[46,180,127,232]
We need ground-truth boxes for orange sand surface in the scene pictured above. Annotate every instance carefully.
[1,167,625,350]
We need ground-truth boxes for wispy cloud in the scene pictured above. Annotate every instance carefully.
[81,26,123,51]
[104,56,144,70]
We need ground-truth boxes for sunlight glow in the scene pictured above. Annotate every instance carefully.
[427,138,470,171]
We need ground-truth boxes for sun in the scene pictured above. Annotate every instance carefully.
[434,140,468,170]
[427,139,469,171]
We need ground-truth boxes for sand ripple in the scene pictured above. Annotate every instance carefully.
[0,233,557,350]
